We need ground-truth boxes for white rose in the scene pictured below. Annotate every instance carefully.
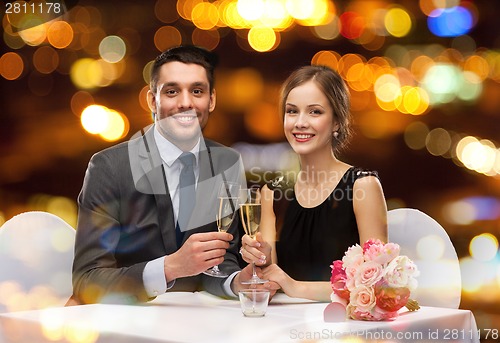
[384,256,419,290]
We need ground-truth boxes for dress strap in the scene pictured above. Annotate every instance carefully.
[352,168,379,181]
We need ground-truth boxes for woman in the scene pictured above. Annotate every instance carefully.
[240,65,387,301]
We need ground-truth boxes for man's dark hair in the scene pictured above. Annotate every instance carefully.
[150,45,219,94]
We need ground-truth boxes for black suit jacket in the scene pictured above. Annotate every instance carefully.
[72,126,244,304]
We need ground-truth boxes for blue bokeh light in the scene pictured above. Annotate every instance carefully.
[428,6,473,37]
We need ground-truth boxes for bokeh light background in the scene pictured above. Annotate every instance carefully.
[1,0,499,340]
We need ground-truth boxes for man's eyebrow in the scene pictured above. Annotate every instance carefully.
[159,81,209,90]
[192,81,209,88]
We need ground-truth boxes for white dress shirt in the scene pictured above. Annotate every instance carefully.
[143,125,238,298]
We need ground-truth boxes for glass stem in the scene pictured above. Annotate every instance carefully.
[252,263,258,278]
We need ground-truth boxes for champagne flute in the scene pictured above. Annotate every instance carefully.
[203,181,239,278]
[240,188,267,284]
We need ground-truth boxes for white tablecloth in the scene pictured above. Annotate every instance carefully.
[0,292,480,342]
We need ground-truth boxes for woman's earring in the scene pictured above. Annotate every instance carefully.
[333,131,339,139]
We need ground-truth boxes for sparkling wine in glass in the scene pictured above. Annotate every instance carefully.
[203,182,239,278]
[240,188,267,284]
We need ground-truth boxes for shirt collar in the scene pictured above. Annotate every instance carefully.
[153,125,201,167]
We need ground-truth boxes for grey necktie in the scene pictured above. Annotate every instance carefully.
[177,152,196,246]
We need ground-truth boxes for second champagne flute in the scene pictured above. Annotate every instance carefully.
[203,181,239,277]
[240,188,267,284]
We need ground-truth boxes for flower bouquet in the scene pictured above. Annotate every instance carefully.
[329,239,420,321]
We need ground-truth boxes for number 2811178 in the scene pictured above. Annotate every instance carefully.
[5,2,62,15]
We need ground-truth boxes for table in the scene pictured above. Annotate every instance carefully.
[0,292,480,343]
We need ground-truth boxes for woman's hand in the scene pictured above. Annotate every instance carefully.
[260,264,298,298]
[240,232,272,267]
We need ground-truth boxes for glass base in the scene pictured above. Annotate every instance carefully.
[203,267,228,278]
[241,275,268,284]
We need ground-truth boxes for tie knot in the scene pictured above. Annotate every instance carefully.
[179,152,195,167]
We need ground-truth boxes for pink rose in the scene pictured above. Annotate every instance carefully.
[362,239,383,253]
[347,304,376,321]
[364,241,400,265]
[330,260,350,300]
[349,285,376,312]
[342,244,363,269]
[354,261,384,288]
[371,306,399,321]
[342,244,364,282]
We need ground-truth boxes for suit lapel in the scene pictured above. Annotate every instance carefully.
[136,127,178,253]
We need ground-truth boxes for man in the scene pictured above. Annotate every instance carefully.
[72,45,261,304]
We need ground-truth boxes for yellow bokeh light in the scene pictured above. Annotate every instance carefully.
[80,104,128,142]
[40,308,65,341]
[247,26,276,52]
[139,85,151,113]
[463,55,490,81]
[457,137,497,174]
[99,35,126,63]
[425,128,451,156]
[99,110,129,142]
[346,63,373,92]
[191,2,219,30]
[153,26,182,52]
[403,86,429,115]
[71,91,94,117]
[410,55,435,82]
[219,68,264,110]
[63,321,99,343]
[470,233,499,262]
[312,14,340,40]
[142,60,154,86]
[404,121,429,150]
[178,0,204,21]
[237,0,264,21]
[296,0,330,26]
[33,46,59,74]
[70,58,103,89]
[338,53,365,79]
[494,149,500,174]
[221,1,249,29]
[460,257,486,293]
[192,28,220,51]
[155,0,180,24]
[259,0,292,30]
[81,105,109,134]
[47,21,74,49]
[18,21,47,46]
[384,7,412,38]
[3,24,27,49]
[442,200,476,225]
[311,50,340,71]
[417,235,445,261]
[286,0,316,20]
[375,78,401,102]
[458,71,483,102]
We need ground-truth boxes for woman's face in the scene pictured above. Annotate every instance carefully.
[283,80,338,156]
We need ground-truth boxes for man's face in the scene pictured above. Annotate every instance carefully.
[148,61,216,150]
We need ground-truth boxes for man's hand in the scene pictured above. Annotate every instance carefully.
[164,232,232,282]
